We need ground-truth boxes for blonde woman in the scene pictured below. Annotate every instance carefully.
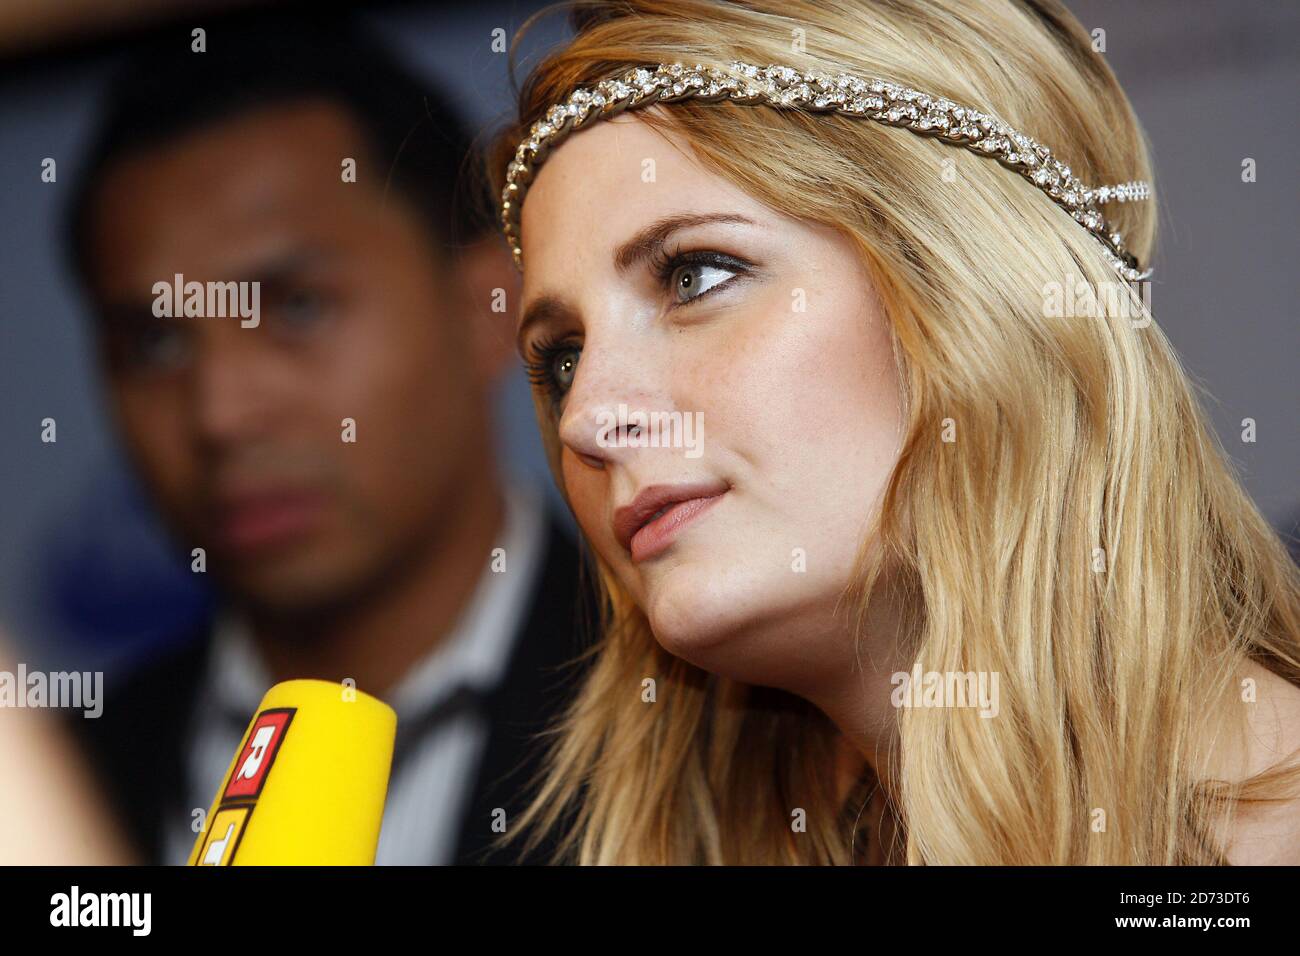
[484,0,1300,864]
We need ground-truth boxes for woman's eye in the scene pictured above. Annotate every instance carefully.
[669,262,737,304]
[550,347,580,391]
[525,340,581,406]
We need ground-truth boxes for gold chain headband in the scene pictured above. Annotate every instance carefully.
[500,61,1153,282]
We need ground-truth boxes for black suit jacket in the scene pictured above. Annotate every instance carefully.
[65,514,591,865]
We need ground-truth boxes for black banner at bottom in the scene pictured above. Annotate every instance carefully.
[0,865,1281,941]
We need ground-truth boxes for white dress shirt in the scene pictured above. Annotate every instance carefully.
[163,481,547,865]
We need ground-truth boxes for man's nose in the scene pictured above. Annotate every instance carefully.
[191,336,275,449]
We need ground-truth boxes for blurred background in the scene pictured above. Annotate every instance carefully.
[1,0,1297,682]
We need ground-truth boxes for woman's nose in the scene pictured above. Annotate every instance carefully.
[556,341,664,466]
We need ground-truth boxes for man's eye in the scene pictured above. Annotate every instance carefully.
[126,323,189,370]
[668,262,737,304]
[272,287,329,331]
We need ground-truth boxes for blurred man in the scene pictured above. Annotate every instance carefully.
[61,14,590,864]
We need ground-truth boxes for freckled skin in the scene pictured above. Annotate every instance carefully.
[519,111,903,696]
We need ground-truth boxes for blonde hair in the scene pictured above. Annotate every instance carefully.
[486,0,1300,864]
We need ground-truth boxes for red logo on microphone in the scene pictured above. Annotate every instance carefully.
[223,708,294,801]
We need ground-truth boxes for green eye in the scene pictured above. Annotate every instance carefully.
[524,338,582,406]
[652,249,752,305]
[669,262,736,303]
[551,347,580,390]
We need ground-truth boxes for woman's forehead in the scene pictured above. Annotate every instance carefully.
[518,114,764,282]
[520,114,674,230]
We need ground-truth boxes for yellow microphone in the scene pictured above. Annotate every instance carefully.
[188,679,396,866]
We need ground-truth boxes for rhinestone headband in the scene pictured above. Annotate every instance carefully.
[500,61,1153,282]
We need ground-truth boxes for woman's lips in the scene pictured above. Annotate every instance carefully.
[628,492,726,563]
[213,489,326,554]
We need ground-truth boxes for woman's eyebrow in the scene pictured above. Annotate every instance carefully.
[516,212,759,356]
[516,293,576,357]
[613,212,757,274]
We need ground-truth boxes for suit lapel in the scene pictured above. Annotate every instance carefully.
[451,517,592,864]
[64,626,213,864]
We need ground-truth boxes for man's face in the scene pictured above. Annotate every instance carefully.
[86,99,494,613]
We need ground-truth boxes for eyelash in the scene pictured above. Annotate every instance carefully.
[522,332,579,407]
[522,248,753,408]
[648,245,751,297]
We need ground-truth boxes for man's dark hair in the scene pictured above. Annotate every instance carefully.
[65,10,493,292]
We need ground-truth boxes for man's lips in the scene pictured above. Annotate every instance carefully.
[211,488,327,553]
[613,481,729,563]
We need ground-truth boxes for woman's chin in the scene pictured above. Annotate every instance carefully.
[647,604,805,692]
[642,572,740,661]
[641,565,792,679]
[638,559,858,691]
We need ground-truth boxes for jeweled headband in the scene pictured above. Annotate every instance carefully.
[500,61,1153,282]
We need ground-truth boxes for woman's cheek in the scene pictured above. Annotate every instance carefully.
[564,464,638,586]
[564,468,602,544]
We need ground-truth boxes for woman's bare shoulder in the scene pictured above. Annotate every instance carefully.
[1221,662,1300,865]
